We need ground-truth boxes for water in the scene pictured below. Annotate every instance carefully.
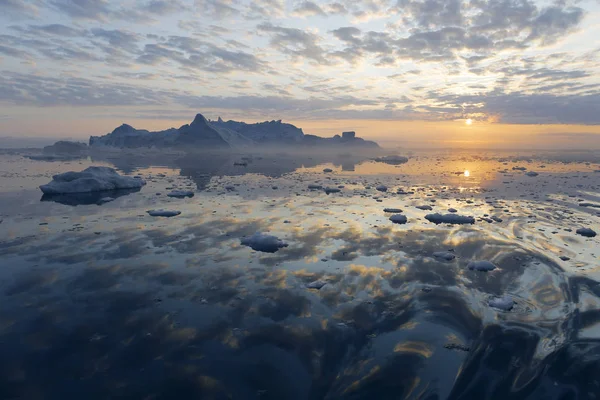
[0,149,599,399]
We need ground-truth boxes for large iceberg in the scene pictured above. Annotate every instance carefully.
[40,167,146,194]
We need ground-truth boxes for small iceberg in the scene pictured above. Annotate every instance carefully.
[372,155,409,165]
[308,184,323,190]
[525,171,539,177]
[389,214,408,224]
[241,232,289,253]
[488,296,514,311]
[416,205,433,211]
[467,260,497,271]
[323,168,333,173]
[324,187,341,194]
[40,166,146,194]
[167,190,194,198]
[425,213,475,225]
[147,210,181,217]
[376,185,388,192]
[383,208,403,213]
[432,251,456,261]
[576,228,597,238]
[306,280,328,290]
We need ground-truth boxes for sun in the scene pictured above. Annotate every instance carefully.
[465,118,473,125]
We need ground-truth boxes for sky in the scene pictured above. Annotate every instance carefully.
[0,0,599,148]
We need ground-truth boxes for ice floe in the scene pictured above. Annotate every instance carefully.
[467,260,497,271]
[389,214,408,224]
[432,251,456,261]
[167,190,194,198]
[383,208,403,213]
[40,166,146,194]
[241,232,289,253]
[488,296,514,311]
[425,213,475,225]
[147,210,181,217]
[576,228,597,238]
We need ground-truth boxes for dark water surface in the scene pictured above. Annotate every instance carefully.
[0,150,599,399]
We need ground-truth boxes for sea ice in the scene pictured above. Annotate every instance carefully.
[488,296,514,311]
[147,210,181,217]
[167,190,194,198]
[432,251,456,261]
[383,208,403,213]
[241,232,289,253]
[416,205,433,211]
[306,280,328,289]
[467,260,497,271]
[425,213,475,225]
[576,228,597,238]
[324,187,341,194]
[389,214,408,224]
[40,166,146,194]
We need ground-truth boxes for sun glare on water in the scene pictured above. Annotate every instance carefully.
[464,170,470,177]
[465,118,473,125]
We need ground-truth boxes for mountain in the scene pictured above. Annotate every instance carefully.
[89,113,379,149]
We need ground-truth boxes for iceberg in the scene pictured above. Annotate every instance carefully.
[39,167,146,194]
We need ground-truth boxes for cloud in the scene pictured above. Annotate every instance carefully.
[257,23,331,64]
[136,36,267,73]
[90,28,141,53]
[293,1,327,17]
[141,0,190,14]
[1,0,40,18]
[194,0,239,18]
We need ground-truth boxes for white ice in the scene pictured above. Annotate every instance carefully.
[40,166,146,194]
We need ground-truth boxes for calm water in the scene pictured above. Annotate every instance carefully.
[0,149,600,399]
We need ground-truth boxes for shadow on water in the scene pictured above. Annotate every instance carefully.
[40,187,142,206]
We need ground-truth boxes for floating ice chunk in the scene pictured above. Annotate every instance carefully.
[389,214,408,224]
[426,213,475,225]
[488,296,514,311]
[512,166,527,171]
[384,208,403,213]
[525,171,539,177]
[416,205,433,211]
[306,280,327,289]
[324,187,341,194]
[323,168,333,173]
[448,208,457,213]
[433,251,456,261]
[576,228,597,238]
[40,166,146,194]
[373,155,409,165]
[241,232,289,253]
[579,202,600,208]
[467,260,497,271]
[167,190,194,198]
[376,185,388,192]
[308,184,323,190]
[147,210,181,217]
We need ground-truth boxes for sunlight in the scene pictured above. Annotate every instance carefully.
[465,119,473,126]
[464,170,470,177]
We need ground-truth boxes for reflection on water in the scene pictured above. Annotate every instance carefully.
[0,149,599,399]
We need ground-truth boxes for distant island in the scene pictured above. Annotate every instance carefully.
[89,113,379,149]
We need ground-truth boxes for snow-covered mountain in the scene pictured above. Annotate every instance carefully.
[89,113,379,149]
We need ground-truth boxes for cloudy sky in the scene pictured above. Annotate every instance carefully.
[0,0,599,147]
